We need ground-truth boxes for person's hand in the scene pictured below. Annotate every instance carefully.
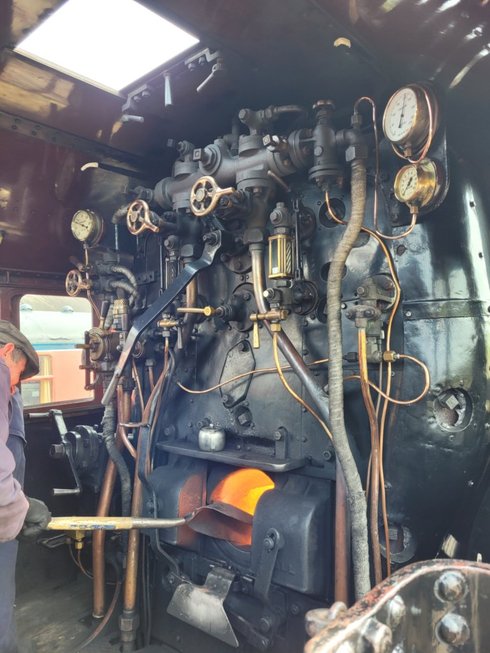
[20,497,51,539]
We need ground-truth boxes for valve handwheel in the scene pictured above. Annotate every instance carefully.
[65,269,84,297]
[190,176,235,217]
[126,199,159,235]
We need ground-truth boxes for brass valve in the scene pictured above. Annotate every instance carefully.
[65,269,91,297]
[126,199,160,235]
[250,309,289,349]
[189,176,235,217]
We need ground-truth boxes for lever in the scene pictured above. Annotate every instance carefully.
[102,230,224,405]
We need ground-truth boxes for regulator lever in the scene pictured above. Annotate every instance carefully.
[102,230,224,405]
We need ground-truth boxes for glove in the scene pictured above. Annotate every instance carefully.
[20,497,51,539]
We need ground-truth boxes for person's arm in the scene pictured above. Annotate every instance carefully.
[0,360,28,541]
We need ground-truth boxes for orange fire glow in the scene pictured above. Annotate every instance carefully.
[210,468,275,517]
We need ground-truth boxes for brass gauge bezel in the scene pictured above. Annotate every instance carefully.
[394,159,440,212]
[382,84,439,157]
[71,209,104,247]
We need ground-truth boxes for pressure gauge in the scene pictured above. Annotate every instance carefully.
[382,84,438,158]
[394,159,440,212]
[71,209,103,247]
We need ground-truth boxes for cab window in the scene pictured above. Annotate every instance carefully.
[19,294,93,407]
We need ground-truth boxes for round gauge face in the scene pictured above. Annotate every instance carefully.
[71,209,101,244]
[383,87,419,144]
[395,165,419,202]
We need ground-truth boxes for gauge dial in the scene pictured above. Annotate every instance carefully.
[394,159,439,211]
[394,165,419,203]
[382,84,438,155]
[71,209,103,246]
[383,87,419,144]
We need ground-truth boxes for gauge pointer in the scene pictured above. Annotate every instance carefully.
[398,94,406,129]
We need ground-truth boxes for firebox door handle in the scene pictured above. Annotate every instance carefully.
[254,528,284,602]
[101,230,224,406]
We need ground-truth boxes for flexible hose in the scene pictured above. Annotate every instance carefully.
[111,265,138,289]
[327,157,371,599]
[110,280,138,305]
[102,401,131,518]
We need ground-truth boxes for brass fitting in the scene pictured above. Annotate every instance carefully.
[69,530,85,550]
[158,319,179,328]
[176,306,216,317]
[250,309,289,348]
[383,350,400,362]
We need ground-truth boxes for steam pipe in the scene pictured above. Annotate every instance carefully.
[120,371,167,651]
[92,386,131,618]
[327,156,371,599]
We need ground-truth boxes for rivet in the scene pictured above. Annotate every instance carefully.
[437,613,470,646]
[435,571,467,602]
[387,595,406,629]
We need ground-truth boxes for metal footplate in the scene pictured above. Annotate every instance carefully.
[167,567,239,647]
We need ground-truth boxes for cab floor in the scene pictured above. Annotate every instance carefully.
[15,541,119,653]
[16,574,119,653]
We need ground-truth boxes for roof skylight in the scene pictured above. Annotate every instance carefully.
[15,0,199,93]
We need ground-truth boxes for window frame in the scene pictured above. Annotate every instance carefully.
[7,285,102,412]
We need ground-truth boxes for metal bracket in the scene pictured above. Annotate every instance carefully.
[254,528,284,602]
[167,567,239,647]
[102,230,224,405]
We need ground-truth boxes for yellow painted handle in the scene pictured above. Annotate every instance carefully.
[47,516,187,531]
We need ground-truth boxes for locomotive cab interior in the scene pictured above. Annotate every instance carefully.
[1,1,489,652]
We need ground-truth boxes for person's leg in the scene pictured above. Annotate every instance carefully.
[0,539,19,653]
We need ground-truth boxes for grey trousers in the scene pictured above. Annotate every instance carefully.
[0,433,25,653]
[0,539,18,653]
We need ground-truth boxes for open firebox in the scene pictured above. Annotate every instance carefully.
[144,460,331,648]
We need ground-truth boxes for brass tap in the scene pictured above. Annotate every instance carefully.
[250,309,289,348]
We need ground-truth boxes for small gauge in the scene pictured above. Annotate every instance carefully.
[382,84,438,157]
[394,159,440,211]
[71,209,103,246]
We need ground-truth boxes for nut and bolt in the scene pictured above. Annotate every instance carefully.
[274,427,287,440]
[259,617,272,633]
[263,536,276,551]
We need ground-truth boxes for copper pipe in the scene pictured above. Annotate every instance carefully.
[181,270,198,345]
[185,276,197,310]
[121,371,166,650]
[92,459,117,618]
[335,463,350,604]
[119,425,137,459]
[92,385,131,618]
